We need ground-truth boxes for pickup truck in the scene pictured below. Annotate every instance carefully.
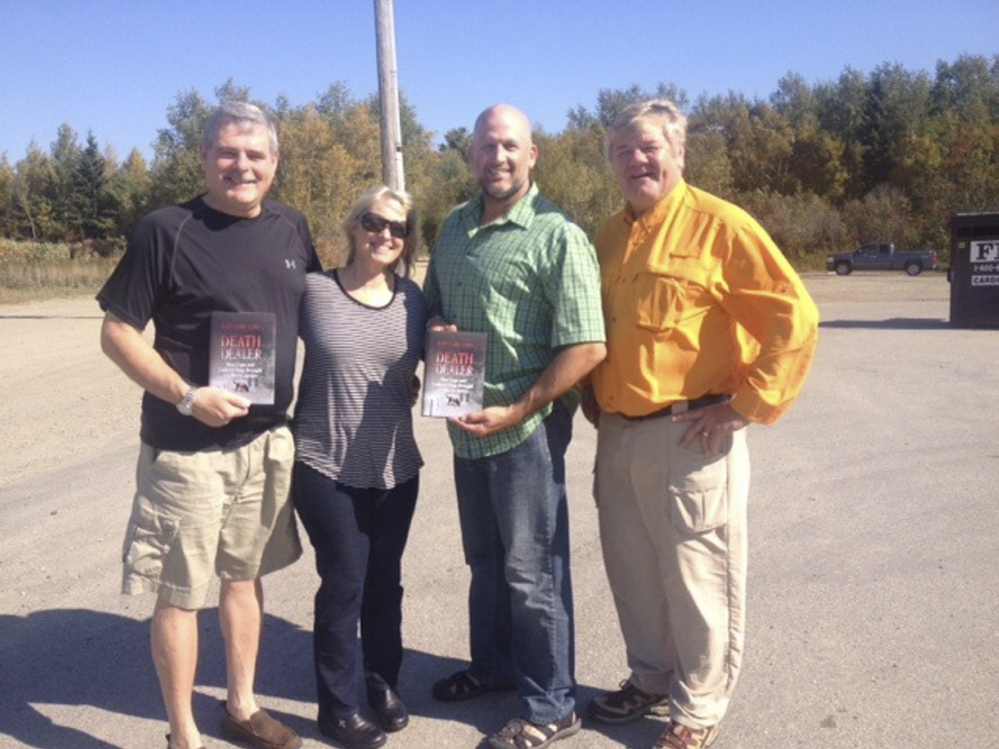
[826,243,939,276]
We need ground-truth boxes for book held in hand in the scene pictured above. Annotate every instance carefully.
[209,311,277,405]
[422,329,487,418]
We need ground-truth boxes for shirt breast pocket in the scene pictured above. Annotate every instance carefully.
[635,273,687,333]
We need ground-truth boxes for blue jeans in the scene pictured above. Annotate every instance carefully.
[292,462,419,717]
[452,402,576,724]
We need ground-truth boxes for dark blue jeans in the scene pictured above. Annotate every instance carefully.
[452,402,576,724]
[292,462,419,717]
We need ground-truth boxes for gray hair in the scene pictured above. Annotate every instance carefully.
[341,185,420,278]
[605,99,687,167]
[201,101,279,154]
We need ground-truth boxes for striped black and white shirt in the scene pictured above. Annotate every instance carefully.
[293,269,428,489]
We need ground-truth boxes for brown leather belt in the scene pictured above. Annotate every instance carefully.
[620,393,731,421]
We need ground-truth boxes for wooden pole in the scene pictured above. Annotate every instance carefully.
[374,0,405,190]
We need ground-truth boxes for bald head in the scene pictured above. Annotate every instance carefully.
[468,104,538,217]
[473,104,533,144]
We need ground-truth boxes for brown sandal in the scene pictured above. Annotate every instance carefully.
[488,711,581,749]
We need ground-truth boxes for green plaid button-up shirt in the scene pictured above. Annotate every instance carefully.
[424,184,605,459]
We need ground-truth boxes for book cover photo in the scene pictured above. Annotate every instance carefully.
[208,311,277,405]
[421,329,487,418]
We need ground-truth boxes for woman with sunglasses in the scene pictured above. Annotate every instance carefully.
[292,185,427,749]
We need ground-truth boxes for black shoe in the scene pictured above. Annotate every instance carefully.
[588,679,669,724]
[367,684,409,732]
[432,668,516,702]
[318,711,387,749]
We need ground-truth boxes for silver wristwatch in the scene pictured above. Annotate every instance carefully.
[176,385,199,416]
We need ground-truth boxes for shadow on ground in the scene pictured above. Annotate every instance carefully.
[0,608,665,748]
[0,608,312,748]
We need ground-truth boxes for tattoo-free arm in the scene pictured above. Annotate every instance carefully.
[100,311,249,427]
[453,341,606,437]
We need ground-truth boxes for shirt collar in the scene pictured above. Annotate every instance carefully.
[462,182,539,232]
[623,179,687,226]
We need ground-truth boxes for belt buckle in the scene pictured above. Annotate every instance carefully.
[669,400,691,415]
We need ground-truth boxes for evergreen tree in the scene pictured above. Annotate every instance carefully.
[49,123,82,240]
[68,132,117,241]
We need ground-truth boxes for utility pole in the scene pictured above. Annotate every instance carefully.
[374,0,405,190]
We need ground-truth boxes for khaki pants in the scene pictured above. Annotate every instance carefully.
[594,412,750,728]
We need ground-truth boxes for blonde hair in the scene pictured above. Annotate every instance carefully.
[605,99,687,169]
[341,185,419,277]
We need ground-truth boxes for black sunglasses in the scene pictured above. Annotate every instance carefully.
[360,211,410,239]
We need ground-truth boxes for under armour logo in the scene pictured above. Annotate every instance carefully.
[285,259,297,269]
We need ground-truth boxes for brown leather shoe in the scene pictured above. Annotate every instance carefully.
[220,702,303,749]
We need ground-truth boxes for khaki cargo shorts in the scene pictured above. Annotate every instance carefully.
[121,424,302,609]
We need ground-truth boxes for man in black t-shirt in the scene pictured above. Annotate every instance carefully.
[98,102,319,749]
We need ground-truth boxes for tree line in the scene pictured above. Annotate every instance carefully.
[2,55,997,267]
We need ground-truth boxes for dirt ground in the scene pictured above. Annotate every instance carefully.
[3,270,997,749]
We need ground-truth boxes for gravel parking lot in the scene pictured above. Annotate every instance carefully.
[2,271,996,748]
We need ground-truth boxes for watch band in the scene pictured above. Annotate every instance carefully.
[176,385,199,416]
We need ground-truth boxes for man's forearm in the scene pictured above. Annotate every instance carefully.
[513,341,606,421]
[100,312,188,406]
[452,341,606,437]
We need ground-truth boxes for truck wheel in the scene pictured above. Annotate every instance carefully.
[905,262,922,276]
[835,261,851,276]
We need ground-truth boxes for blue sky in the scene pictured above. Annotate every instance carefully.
[1,0,996,162]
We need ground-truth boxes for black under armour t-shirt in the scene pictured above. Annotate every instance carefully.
[98,196,321,451]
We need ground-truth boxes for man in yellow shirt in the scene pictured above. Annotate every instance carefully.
[583,99,819,749]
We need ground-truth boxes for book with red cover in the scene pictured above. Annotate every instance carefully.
[421,329,487,418]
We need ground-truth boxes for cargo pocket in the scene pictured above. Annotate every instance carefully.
[122,494,181,578]
[667,448,729,534]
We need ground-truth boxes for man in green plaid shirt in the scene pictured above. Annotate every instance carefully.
[424,104,605,749]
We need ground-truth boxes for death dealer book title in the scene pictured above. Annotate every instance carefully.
[208,311,277,405]
[421,329,487,418]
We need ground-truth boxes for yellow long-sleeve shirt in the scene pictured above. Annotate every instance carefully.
[591,180,819,425]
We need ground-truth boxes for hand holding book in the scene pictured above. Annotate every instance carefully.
[450,402,529,436]
[185,387,251,427]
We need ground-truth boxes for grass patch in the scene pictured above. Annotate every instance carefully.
[793,253,833,273]
[0,239,120,304]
